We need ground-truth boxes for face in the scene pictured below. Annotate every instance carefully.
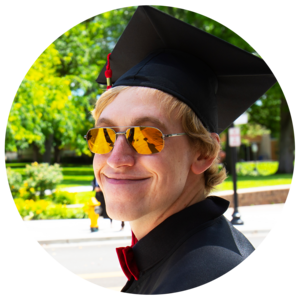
[93,88,198,223]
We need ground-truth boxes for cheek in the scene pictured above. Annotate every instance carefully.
[150,150,190,187]
[168,145,193,179]
[93,154,106,183]
[93,154,101,169]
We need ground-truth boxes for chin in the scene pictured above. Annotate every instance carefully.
[105,197,144,222]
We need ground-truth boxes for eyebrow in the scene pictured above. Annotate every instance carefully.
[96,116,168,131]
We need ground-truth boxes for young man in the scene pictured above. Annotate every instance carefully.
[85,6,276,294]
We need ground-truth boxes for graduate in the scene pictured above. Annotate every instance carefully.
[85,6,277,294]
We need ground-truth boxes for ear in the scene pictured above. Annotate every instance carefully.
[190,133,220,175]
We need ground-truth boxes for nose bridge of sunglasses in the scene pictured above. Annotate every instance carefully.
[113,127,160,154]
[114,130,133,150]
[114,130,128,144]
[114,127,138,138]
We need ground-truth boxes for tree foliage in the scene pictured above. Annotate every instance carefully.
[6,44,91,161]
[7,45,71,152]
[53,7,136,100]
[6,7,137,162]
[247,83,283,139]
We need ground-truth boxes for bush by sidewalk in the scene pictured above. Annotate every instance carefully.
[14,198,87,220]
[12,190,93,221]
[6,167,22,197]
[6,162,63,200]
[236,161,278,176]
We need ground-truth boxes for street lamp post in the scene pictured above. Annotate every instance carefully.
[228,124,244,225]
[230,145,244,225]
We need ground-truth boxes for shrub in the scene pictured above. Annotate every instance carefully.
[256,162,278,175]
[236,162,255,176]
[236,161,278,176]
[18,182,38,200]
[14,198,51,220]
[75,191,95,204]
[24,162,63,198]
[14,198,87,220]
[6,168,23,197]
[49,190,77,205]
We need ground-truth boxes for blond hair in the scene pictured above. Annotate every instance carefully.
[92,86,227,196]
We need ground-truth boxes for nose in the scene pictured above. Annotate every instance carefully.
[106,134,135,168]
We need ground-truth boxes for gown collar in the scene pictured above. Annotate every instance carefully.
[132,196,229,272]
[116,196,229,281]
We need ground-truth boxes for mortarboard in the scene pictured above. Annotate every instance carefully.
[96,6,277,133]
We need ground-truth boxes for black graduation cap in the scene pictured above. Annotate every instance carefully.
[96,5,277,133]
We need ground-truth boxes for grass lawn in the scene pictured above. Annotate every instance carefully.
[58,165,94,188]
[75,191,95,203]
[215,174,293,192]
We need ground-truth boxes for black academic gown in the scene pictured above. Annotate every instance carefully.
[121,196,254,294]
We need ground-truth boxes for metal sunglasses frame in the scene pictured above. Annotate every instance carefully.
[84,126,186,154]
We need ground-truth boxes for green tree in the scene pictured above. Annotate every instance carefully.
[50,7,137,162]
[6,8,137,163]
[248,83,294,173]
[6,44,92,162]
[53,7,137,106]
[6,44,66,155]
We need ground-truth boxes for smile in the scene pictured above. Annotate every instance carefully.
[103,175,150,185]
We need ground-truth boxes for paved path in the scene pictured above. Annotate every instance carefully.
[22,203,285,245]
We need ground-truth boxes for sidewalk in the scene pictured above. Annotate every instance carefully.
[22,203,285,245]
[24,218,131,245]
[44,185,94,195]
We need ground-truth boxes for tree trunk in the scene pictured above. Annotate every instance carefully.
[54,145,61,163]
[43,134,53,163]
[276,97,295,173]
[32,143,40,162]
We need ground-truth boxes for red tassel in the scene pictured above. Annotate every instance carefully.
[105,53,112,90]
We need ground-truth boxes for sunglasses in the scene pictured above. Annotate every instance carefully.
[84,126,186,155]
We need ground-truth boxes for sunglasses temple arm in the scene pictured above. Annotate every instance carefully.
[164,133,186,138]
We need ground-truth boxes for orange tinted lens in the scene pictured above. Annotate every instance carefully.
[87,128,116,154]
[126,127,164,154]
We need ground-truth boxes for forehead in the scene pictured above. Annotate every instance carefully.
[97,88,180,130]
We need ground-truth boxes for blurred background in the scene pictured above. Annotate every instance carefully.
[4,5,294,291]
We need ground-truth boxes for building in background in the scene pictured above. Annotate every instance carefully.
[220,132,278,163]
